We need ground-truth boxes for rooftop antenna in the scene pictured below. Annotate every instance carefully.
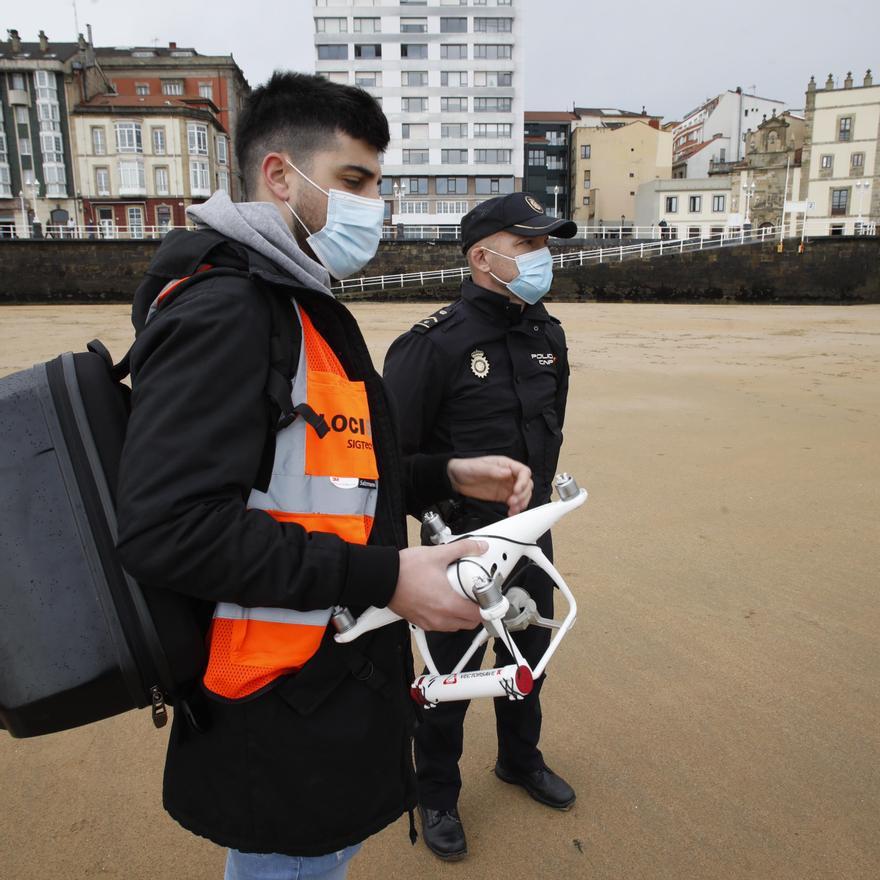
[72,0,80,39]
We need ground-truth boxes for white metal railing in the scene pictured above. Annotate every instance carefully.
[0,223,191,240]
[334,223,806,294]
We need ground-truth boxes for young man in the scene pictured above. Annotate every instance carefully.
[115,73,532,880]
[383,193,578,861]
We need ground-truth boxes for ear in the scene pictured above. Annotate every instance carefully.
[469,245,491,273]
[262,152,293,202]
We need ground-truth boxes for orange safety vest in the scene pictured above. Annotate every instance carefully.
[201,303,380,700]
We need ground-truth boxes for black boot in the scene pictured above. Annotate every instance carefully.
[494,762,576,810]
[418,804,468,860]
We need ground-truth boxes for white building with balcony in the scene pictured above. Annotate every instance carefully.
[313,0,524,229]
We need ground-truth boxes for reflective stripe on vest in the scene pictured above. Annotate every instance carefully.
[202,302,379,700]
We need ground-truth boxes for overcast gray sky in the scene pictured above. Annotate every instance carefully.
[8,0,879,121]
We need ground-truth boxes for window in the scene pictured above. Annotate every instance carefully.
[355,71,381,87]
[402,71,428,86]
[405,177,429,194]
[401,123,428,139]
[838,116,853,142]
[474,17,513,32]
[441,44,467,59]
[135,83,150,96]
[217,169,230,193]
[15,107,29,124]
[583,172,591,189]
[162,79,184,96]
[152,127,166,155]
[154,166,170,195]
[354,44,381,59]
[190,159,210,195]
[402,149,429,165]
[318,45,348,60]
[689,195,702,213]
[546,155,564,171]
[442,123,467,138]
[688,226,701,239]
[156,206,172,231]
[353,18,380,33]
[115,122,143,154]
[441,71,468,87]
[528,149,544,166]
[475,149,511,164]
[95,166,110,196]
[437,200,468,214]
[851,152,864,169]
[198,83,214,100]
[474,97,512,112]
[830,188,849,216]
[475,177,515,195]
[400,200,430,214]
[380,179,393,196]
[19,137,32,156]
[316,17,348,33]
[401,18,428,33]
[474,123,511,138]
[118,159,146,194]
[820,154,833,170]
[442,149,468,163]
[187,124,209,156]
[473,71,512,87]
[325,71,349,84]
[474,44,512,59]
[91,127,106,155]
[665,196,678,213]
[127,206,144,239]
[40,132,63,161]
[441,97,468,112]
[436,176,467,194]
[216,136,228,165]
[440,17,467,32]
[401,44,428,59]
[402,97,428,113]
[582,196,590,206]
[712,194,725,212]
[11,73,26,91]
[580,145,591,159]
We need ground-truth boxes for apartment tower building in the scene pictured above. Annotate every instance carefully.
[313,0,523,230]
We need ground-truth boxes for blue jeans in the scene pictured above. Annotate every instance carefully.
[224,844,361,880]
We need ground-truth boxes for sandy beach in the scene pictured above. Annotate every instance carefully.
[1,302,878,880]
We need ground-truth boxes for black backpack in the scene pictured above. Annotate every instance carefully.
[0,271,300,738]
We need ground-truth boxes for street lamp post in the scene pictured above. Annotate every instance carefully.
[393,181,407,216]
[854,181,870,232]
[553,185,559,218]
[18,189,27,238]
[742,180,756,226]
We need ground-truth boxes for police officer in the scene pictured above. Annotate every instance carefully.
[383,192,578,861]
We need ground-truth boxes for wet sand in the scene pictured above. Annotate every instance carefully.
[1,303,878,880]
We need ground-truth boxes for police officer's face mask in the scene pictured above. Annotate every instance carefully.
[482,246,554,305]
[284,159,385,279]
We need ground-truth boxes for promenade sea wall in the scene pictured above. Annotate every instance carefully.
[0,236,877,304]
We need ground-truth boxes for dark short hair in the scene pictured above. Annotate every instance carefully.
[235,71,390,196]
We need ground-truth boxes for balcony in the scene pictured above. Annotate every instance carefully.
[8,89,30,106]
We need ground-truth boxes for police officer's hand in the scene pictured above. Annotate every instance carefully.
[390,540,487,632]
[447,456,533,516]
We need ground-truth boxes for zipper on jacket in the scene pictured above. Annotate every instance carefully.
[151,686,168,728]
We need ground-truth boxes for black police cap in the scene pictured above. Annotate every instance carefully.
[460,192,578,254]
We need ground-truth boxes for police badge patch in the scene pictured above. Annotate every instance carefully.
[470,349,490,379]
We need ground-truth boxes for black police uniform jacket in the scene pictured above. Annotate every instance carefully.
[383,279,570,528]
[115,229,454,856]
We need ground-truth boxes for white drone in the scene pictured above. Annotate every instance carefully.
[332,473,587,707]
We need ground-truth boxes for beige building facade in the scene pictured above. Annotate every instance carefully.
[570,119,672,228]
[799,71,879,235]
[635,176,743,239]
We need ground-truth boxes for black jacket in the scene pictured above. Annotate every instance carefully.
[116,229,451,856]
[383,280,569,529]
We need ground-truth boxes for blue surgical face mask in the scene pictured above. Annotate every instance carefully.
[483,246,554,304]
[285,160,385,279]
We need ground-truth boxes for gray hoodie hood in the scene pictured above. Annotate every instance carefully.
[187,191,332,296]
